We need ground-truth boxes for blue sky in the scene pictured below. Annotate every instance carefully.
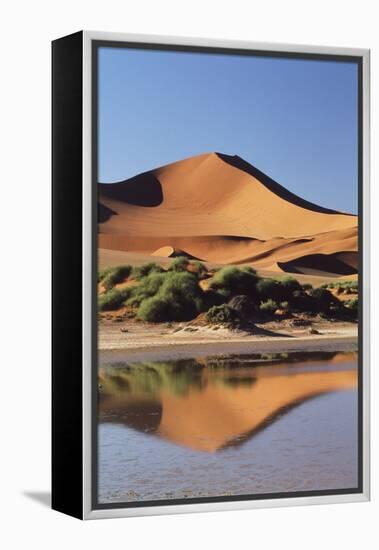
[98,47,358,214]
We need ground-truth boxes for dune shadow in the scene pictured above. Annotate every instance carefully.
[23,491,51,507]
[99,171,163,207]
[98,202,117,223]
[217,153,353,216]
[278,252,357,276]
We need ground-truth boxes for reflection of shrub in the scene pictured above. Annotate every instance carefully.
[259,299,278,314]
[98,288,131,311]
[209,266,258,298]
[168,256,190,272]
[206,304,235,324]
[102,264,132,290]
[131,262,164,280]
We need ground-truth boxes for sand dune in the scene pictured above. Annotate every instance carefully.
[99,152,358,276]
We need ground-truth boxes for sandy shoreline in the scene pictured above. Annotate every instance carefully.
[99,321,357,362]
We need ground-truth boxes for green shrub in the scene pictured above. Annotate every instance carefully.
[345,297,358,316]
[137,296,175,322]
[190,260,208,279]
[126,272,166,306]
[206,304,235,325]
[321,280,358,294]
[98,266,113,283]
[256,278,281,301]
[209,266,258,298]
[259,299,278,314]
[137,271,204,322]
[131,262,164,280]
[159,271,204,314]
[168,256,190,272]
[98,288,131,311]
[256,275,303,303]
[102,264,132,290]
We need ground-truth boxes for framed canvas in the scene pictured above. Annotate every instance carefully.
[52,31,370,520]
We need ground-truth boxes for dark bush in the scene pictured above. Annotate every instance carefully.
[279,275,302,296]
[256,276,303,302]
[308,287,340,313]
[206,304,235,325]
[259,299,278,314]
[228,295,256,319]
[289,289,315,312]
[203,289,228,309]
[302,283,313,291]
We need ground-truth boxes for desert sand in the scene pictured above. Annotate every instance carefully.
[98,318,357,358]
[99,152,358,277]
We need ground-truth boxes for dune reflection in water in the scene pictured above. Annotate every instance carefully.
[98,351,358,503]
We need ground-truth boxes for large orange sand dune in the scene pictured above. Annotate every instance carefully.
[99,152,358,277]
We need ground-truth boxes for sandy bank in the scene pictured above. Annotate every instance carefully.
[98,320,357,362]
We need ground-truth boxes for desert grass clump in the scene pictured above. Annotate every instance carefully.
[189,260,208,279]
[206,304,235,325]
[98,287,131,311]
[102,264,132,291]
[126,272,166,307]
[168,256,190,272]
[209,266,258,298]
[131,262,164,280]
[321,280,358,294]
[98,266,113,283]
